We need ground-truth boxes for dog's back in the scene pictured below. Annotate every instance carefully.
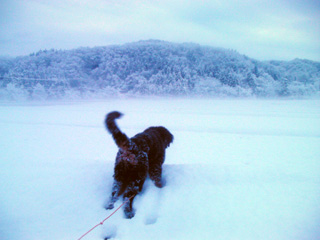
[106,111,173,152]
[134,127,173,155]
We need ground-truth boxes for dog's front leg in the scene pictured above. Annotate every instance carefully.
[123,179,145,219]
[105,180,122,210]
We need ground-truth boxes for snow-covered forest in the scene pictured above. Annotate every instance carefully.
[1,40,319,100]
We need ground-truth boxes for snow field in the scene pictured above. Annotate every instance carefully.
[0,98,319,240]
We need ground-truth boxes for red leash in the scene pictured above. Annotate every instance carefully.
[77,195,134,240]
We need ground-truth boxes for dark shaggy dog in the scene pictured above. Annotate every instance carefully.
[105,111,173,218]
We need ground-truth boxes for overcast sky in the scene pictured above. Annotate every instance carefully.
[1,0,319,61]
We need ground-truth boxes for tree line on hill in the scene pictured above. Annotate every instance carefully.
[0,40,319,100]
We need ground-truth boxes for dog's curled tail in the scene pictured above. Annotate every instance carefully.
[105,111,129,149]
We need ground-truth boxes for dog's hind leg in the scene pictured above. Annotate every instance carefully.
[105,180,124,210]
[149,161,164,188]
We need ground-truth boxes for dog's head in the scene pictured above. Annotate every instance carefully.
[158,127,174,148]
[118,140,148,165]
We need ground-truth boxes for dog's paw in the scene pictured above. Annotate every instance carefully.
[155,179,166,188]
[105,203,114,210]
[125,211,135,219]
[124,208,135,219]
[154,181,163,188]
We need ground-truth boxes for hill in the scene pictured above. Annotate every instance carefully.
[1,40,319,100]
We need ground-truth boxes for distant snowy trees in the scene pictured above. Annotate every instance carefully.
[0,40,319,100]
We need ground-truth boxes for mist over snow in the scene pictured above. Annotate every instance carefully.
[0,40,319,101]
[1,98,320,240]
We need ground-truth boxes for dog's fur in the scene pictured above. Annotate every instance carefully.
[105,111,173,218]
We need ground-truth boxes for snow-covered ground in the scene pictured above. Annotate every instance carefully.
[1,98,319,240]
